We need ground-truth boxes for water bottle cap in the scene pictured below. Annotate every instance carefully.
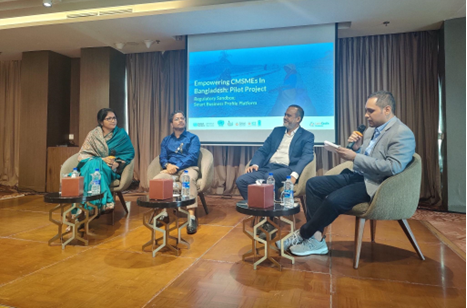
[286,176,291,179]
[95,168,99,171]
[269,173,273,176]
[73,168,77,170]
[184,170,188,173]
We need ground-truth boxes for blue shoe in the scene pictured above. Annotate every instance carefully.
[275,230,303,250]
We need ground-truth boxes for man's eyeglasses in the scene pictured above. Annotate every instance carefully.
[105,117,117,121]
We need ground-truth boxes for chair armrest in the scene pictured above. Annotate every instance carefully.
[112,160,135,192]
[197,148,214,192]
[293,157,316,197]
[324,161,353,176]
[147,156,163,187]
[361,154,421,220]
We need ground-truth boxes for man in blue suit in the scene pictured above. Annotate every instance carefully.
[236,105,315,200]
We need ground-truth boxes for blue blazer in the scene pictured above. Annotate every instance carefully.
[250,126,314,176]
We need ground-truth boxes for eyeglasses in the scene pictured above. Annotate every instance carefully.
[105,117,117,121]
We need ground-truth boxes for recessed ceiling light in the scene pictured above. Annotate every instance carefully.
[43,0,61,8]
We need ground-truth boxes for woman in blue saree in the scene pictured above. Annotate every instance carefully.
[77,108,135,213]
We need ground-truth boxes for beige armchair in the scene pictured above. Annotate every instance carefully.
[60,153,135,216]
[147,148,214,214]
[325,153,424,268]
[243,157,316,215]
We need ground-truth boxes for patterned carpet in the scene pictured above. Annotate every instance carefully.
[412,208,466,253]
[0,186,25,200]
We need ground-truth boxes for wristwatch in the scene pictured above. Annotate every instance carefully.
[164,162,168,168]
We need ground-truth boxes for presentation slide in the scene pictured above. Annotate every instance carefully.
[187,25,336,145]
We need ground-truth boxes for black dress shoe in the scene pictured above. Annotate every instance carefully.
[256,221,276,240]
[155,214,169,228]
[187,216,198,234]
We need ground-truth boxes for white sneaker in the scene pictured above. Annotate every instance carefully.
[276,230,303,250]
[290,237,328,256]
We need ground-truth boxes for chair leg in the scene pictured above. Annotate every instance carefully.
[299,196,306,216]
[370,220,377,242]
[198,192,209,215]
[116,191,129,214]
[354,217,366,269]
[398,219,425,261]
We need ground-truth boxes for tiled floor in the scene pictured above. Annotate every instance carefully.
[0,195,465,308]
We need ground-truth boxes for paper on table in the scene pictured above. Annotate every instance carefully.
[324,140,341,153]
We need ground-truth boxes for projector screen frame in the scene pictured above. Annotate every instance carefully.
[185,23,339,146]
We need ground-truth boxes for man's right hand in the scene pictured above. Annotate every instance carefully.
[348,132,363,151]
[165,163,179,175]
[246,165,259,173]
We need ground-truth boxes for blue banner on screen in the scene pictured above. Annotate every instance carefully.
[187,24,336,145]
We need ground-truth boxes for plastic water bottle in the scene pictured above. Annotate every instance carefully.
[266,173,275,201]
[283,176,294,208]
[91,168,101,195]
[71,168,79,178]
[181,170,190,198]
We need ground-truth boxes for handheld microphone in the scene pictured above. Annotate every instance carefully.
[346,125,366,149]
[109,149,116,157]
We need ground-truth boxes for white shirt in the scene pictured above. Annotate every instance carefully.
[255,126,300,180]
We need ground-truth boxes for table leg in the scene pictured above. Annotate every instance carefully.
[263,217,281,270]
[176,208,190,249]
[62,203,88,249]
[48,203,69,246]
[73,203,90,246]
[84,201,99,237]
[252,217,270,270]
[241,215,296,271]
[142,209,168,257]
[279,216,295,264]
[242,216,257,260]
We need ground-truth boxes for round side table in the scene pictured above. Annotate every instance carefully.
[137,195,195,257]
[236,200,300,270]
[44,192,104,249]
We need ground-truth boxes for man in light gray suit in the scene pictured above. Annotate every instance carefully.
[278,91,416,256]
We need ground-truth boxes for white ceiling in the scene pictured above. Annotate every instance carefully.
[0,0,465,60]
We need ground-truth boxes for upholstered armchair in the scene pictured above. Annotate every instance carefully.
[325,153,424,268]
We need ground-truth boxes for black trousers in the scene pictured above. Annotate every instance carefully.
[299,170,371,239]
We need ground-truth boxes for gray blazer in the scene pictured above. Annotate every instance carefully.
[353,117,416,197]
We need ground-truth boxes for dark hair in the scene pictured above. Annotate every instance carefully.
[368,91,396,113]
[288,104,304,123]
[97,108,117,125]
[169,110,185,123]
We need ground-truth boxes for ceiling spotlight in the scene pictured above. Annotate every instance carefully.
[174,36,183,41]
[115,43,125,50]
[43,0,61,7]
[383,21,390,27]
[143,40,154,48]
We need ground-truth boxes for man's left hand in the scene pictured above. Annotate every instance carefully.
[290,176,297,184]
[336,147,357,161]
